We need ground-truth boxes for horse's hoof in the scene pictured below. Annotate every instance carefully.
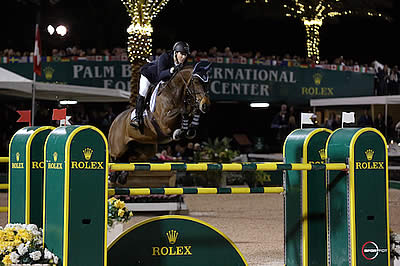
[118,171,129,185]
[173,129,182,140]
[186,129,196,139]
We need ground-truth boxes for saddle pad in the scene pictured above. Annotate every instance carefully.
[130,82,162,120]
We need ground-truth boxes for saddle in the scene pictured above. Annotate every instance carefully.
[138,82,172,140]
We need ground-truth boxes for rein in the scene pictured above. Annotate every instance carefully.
[178,70,203,112]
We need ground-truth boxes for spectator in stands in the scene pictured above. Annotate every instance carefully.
[374,112,386,134]
[288,105,298,132]
[376,64,390,95]
[208,46,218,57]
[388,65,400,95]
[173,143,185,160]
[182,142,195,162]
[271,104,289,144]
[357,109,373,127]
[159,149,175,161]
[223,47,233,58]
[194,143,201,151]
[325,112,339,130]
[100,105,116,134]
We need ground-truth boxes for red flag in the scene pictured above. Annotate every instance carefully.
[16,110,32,126]
[52,108,67,121]
[33,24,41,76]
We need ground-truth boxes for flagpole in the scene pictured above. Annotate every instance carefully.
[32,71,36,126]
[32,23,38,126]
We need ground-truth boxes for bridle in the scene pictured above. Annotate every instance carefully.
[178,69,208,112]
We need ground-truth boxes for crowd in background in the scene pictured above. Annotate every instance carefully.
[0,46,127,58]
[0,45,391,69]
[2,45,399,96]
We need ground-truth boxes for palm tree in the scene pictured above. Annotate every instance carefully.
[246,0,391,63]
[121,0,170,106]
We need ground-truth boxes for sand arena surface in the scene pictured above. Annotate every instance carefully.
[1,189,399,266]
[123,188,400,266]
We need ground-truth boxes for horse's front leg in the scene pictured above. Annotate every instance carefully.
[186,112,201,139]
[173,112,190,140]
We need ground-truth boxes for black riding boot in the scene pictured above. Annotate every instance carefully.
[130,95,146,128]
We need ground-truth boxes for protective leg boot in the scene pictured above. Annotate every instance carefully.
[130,95,146,129]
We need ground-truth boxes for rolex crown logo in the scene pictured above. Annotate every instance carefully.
[365,149,374,161]
[166,230,178,245]
[44,66,55,80]
[16,152,20,162]
[318,149,326,160]
[53,152,58,162]
[313,73,323,86]
[83,148,93,160]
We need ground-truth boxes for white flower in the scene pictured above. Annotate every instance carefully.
[17,243,28,255]
[10,251,20,263]
[26,224,38,232]
[44,248,53,259]
[6,223,21,230]
[29,250,42,261]
[53,255,59,264]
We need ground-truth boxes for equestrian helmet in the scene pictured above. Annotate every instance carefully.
[173,41,190,54]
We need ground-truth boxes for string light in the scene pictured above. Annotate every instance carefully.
[279,0,389,64]
[121,0,170,62]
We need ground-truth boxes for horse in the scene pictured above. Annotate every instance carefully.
[108,62,211,183]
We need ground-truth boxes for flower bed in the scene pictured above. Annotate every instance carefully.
[0,224,58,265]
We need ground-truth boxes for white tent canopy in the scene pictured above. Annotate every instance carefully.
[310,95,400,131]
[0,67,130,102]
[310,95,400,107]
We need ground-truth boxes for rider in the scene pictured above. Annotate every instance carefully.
[130,41,190,128]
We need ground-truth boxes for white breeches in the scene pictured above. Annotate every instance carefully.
[139,74,151,97]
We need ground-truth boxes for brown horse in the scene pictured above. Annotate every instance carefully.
[108,62,211,172]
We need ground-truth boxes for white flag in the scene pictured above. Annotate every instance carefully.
[60,116,72,126]
[33,24,41,76]
[301,113,314,128]
[342,112,355,127]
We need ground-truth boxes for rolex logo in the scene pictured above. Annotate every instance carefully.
[83,148,93,160]
[365,149,374,161]
[313,73,323,86]
[318,149,326,160]
[166,230,178,245]
[16,152,20,162]
[44,66,55,80]
[53,152,58,162]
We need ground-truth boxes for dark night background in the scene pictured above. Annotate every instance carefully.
[2,0,400,66]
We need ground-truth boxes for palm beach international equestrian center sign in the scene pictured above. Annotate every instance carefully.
[2,61,374,104]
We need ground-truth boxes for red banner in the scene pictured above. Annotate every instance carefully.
[52,108,66,121]
[16,110,31,126]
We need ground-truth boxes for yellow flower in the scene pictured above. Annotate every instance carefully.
[118,209,125,217]
[114,200,125,209]
[129,211,133,217]
[17,229,33,241]
[108,197,116,203]
[5,230,15,241]
[2,254,12,264]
